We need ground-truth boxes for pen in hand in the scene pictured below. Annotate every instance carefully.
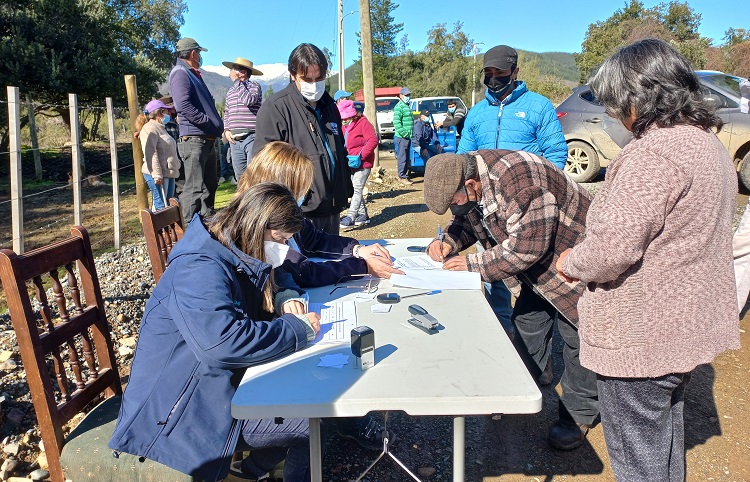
[438,226,444,261]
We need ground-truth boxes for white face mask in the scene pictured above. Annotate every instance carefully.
[263,241,290,268]
[298,79,326,102]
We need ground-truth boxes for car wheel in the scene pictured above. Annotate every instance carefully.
[739,151,750,192]
[564,141,601,183]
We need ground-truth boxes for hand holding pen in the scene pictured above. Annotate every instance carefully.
[427,226,452,262]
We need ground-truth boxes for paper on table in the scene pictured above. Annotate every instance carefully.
[390,270,482,290]
[317,353,350,368]
[393,255,443,270]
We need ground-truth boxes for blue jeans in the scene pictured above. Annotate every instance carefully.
[598,372,691,482]
[484,280,514,332]
[238,417,314,481]
[177,137,218,221]
[512,283,599,426]
[142,173,175,210]
[229,133,256,181]
[347,168,371,218]
[220,142,231,179]
[394,136,411,178]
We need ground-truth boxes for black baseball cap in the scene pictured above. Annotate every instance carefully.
[483,45,518,71]
[420,109,430,117]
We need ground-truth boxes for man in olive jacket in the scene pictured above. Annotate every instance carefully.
[254,43,352,235]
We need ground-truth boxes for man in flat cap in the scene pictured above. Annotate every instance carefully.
[223,57,264,180]
[169,37,223,221]
[458,45,569,370]
[423,150,599,450]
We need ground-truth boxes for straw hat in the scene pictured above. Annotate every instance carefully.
[222,57,263,76]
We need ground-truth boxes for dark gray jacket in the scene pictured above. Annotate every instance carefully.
[254,83,352,217]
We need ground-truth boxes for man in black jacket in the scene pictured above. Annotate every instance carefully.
[254,43,352,235]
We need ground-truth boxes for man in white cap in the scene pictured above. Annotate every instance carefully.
[222,57,264,180]
[169,37,223,221]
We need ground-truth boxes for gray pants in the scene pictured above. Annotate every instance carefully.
[177,137,218,221]
[229,132,256,182]
[347,168,371,219]
[598,372,691,482]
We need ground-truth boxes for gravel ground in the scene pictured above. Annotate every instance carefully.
[0,145,747,481]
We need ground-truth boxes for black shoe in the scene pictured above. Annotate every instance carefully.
[227,460,269,481]
[336,414,396,451]
[547,419,590,450]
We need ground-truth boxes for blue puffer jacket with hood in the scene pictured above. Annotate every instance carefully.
[457,81,568,169]
[109,216,309,481]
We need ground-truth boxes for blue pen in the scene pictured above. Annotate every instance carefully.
[438,226,443,257]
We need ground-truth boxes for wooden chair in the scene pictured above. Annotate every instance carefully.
[141,197,185,284]
[0,226,193,482]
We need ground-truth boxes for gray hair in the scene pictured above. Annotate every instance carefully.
[589,38,722,138]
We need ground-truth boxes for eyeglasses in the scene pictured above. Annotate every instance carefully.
[329,274,380,295]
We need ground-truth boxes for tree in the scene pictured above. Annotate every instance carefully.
[0,0,186,146]
[351,0,403,90]
[575,1,709,83]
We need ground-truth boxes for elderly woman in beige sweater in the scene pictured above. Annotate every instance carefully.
[557,39,740,482]
[136,98,181,209]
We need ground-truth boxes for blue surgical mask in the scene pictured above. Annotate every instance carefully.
[403,96,410,103]
[161,114,171,125]
[297,195,306,206]
[448,107,456,114]
[197,54,203,69]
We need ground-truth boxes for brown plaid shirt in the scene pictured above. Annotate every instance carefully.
[443,149,591,324]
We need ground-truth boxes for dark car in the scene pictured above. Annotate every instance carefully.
[556,71,750,185]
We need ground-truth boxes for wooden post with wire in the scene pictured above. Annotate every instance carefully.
[69,93,83,226]
[106,97,121,250]
[359,0,379,173]
[26,95,42,182]
[124,75,149,210]
[8,86,24,253]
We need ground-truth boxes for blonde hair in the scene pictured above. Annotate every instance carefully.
[237,141,314,199]
[134,107,168,134]
[207,182,304,312]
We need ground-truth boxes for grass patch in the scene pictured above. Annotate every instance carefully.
[215,181,236,209]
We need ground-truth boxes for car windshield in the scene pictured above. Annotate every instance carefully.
[376,99,399,112]
[699,73,742,97]
[417,99,460,114]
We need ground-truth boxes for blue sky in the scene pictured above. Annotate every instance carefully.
[181,0,746,69]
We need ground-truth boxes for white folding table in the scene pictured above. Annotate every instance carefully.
[231,238,542,481]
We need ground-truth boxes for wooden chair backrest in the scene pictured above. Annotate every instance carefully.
[0,226,122,482]
[140,197,185,284]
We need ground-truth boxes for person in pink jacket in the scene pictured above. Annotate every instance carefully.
[338,99,378,228]
[557,39,740,482]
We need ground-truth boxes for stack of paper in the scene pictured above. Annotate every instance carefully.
[390,270,482,290]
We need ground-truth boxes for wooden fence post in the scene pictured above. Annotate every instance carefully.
[8,86,23,253]
[69,93,82,226]
[106,97,121,250]
[124,75,149,210]
[26,95,42,182]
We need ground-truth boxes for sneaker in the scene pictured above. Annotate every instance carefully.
[340,216,354,228]
[398,177,413,185]
[337,414,396,451]
[230,177,238,185]
[354,214,370,226]
[219,177,226,184]
[226,460,269,481]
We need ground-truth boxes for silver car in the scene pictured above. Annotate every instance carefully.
[555,71,750,185]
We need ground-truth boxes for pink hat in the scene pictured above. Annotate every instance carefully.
[337,99,357,120]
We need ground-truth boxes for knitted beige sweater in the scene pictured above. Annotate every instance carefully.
[140,120,180,180]
[563,124,740,378]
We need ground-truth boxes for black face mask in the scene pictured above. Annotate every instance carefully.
[484,74,513,98]
[450,200,478,216]
[449,185,478,216]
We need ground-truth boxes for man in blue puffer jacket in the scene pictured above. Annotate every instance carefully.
[457,46,588,450]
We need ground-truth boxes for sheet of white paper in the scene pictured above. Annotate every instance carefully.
[308,301,357,345]
[390,270,481,290]
[354,293,377,302]
[371,303,392,313]
[317,353,350,368]
[393,255,443,270]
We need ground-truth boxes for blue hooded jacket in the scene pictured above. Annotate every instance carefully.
[109,216,309,481]
[457,81,567,169]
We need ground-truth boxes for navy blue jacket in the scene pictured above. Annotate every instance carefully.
[109,216,309,481]
[412,118,439,149]
[169,59,224,138]
[283,219,367,287]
